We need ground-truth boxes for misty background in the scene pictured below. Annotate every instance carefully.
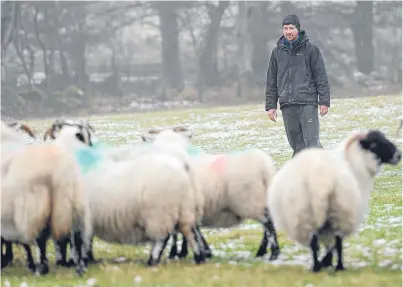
[1,0,402,120]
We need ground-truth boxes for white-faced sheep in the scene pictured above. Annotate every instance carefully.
[141,127,281,261]
[1,121,92,276]
[45,120,206,267]
[267,129,401,273]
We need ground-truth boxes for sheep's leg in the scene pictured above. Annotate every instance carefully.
[36,228,51,275]
[255,229,268,257]
[310,234,321,273]
[71,231,87,276]
[36,240,49,275]
[257,208,280,260]
[4,240,13,264]
[85,237,96,264]
[196,226,212,258]
[181,224,205,264]
[168,233,178,259]
[320,245,334,268]
[1,238,14,268]
[178,236,188,258]
[22,244,36,273]
[177,226,209,259]
[55,237,73,267]
[335,235,345,271]
[147,235,170,267]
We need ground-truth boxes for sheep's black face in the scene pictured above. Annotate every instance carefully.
[53,119,94,146]
[359,130,401,165]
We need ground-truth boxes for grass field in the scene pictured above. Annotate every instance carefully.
[1,94,402,287]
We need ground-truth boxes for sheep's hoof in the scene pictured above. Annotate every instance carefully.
[178,250,188,259]
[35,263,49,275]
[255,247,267,257]
[320,253,333,268]
[311,262,322,273]
[27,262,36,273]
[335,263,345,272]
[269,246,280,261]
[204,249,213,259]
[76,261,87,276]
[1,261,9,269]
[1,257,12,269]
[168,248,178,259]
[193,252,205,264]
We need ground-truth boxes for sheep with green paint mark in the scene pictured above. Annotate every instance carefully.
[45,121,206,267]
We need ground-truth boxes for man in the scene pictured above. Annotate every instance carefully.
[265,14,330,157]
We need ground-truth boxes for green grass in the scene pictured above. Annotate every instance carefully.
[2,94,402,286]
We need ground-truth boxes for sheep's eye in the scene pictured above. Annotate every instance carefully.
[75,133,85,143]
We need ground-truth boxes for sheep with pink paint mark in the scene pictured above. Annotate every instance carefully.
[141,127,280,261]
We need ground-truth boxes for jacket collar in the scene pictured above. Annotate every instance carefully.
[277,30,309,51]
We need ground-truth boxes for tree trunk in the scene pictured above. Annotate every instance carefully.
[352,1,374,75]
[34,6,49,88]
[1,2,19,81]
[236,1,253,97]
[157,2,184,92]
[70,7,87,92]
[198,1,229,88]
[248,2,270,80]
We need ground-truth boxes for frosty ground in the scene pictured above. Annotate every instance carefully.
[2,94,402,287]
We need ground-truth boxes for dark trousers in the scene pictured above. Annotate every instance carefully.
[281,104,323,157]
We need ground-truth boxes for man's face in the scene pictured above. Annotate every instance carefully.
[283,24,298,41]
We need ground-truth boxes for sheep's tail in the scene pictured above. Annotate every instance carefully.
[50,153,91,246]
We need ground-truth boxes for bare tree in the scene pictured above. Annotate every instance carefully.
[236,1,253,97]
[198,1,229,88]
[154,1,184,92]
[351,1,374,75]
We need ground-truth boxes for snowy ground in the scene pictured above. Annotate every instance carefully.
[2,94,402,286]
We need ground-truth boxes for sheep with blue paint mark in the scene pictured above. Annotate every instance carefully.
[45,120,206,267]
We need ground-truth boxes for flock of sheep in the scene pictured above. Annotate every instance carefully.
[1,117,401,278]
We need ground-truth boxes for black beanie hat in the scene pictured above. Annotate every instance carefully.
[282,14,300,31]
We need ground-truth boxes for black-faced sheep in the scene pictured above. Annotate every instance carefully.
[267,130,401,272]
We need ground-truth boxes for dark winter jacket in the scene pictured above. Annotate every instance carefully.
[265,31,330,111]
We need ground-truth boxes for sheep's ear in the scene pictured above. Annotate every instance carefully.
[173,126,193,139]
[19,123,36,139]
[172,126,187,132]
[141,133,156,142]
[43,126,54,141]
[345,131,366,152]
[141,129,160,142]
[43,122,61,141]
[82,119,95,133]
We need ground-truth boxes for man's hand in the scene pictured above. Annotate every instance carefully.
[267,109,277,122]
[320,105,329,116]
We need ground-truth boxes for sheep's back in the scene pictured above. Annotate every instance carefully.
[84,154,195,243]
